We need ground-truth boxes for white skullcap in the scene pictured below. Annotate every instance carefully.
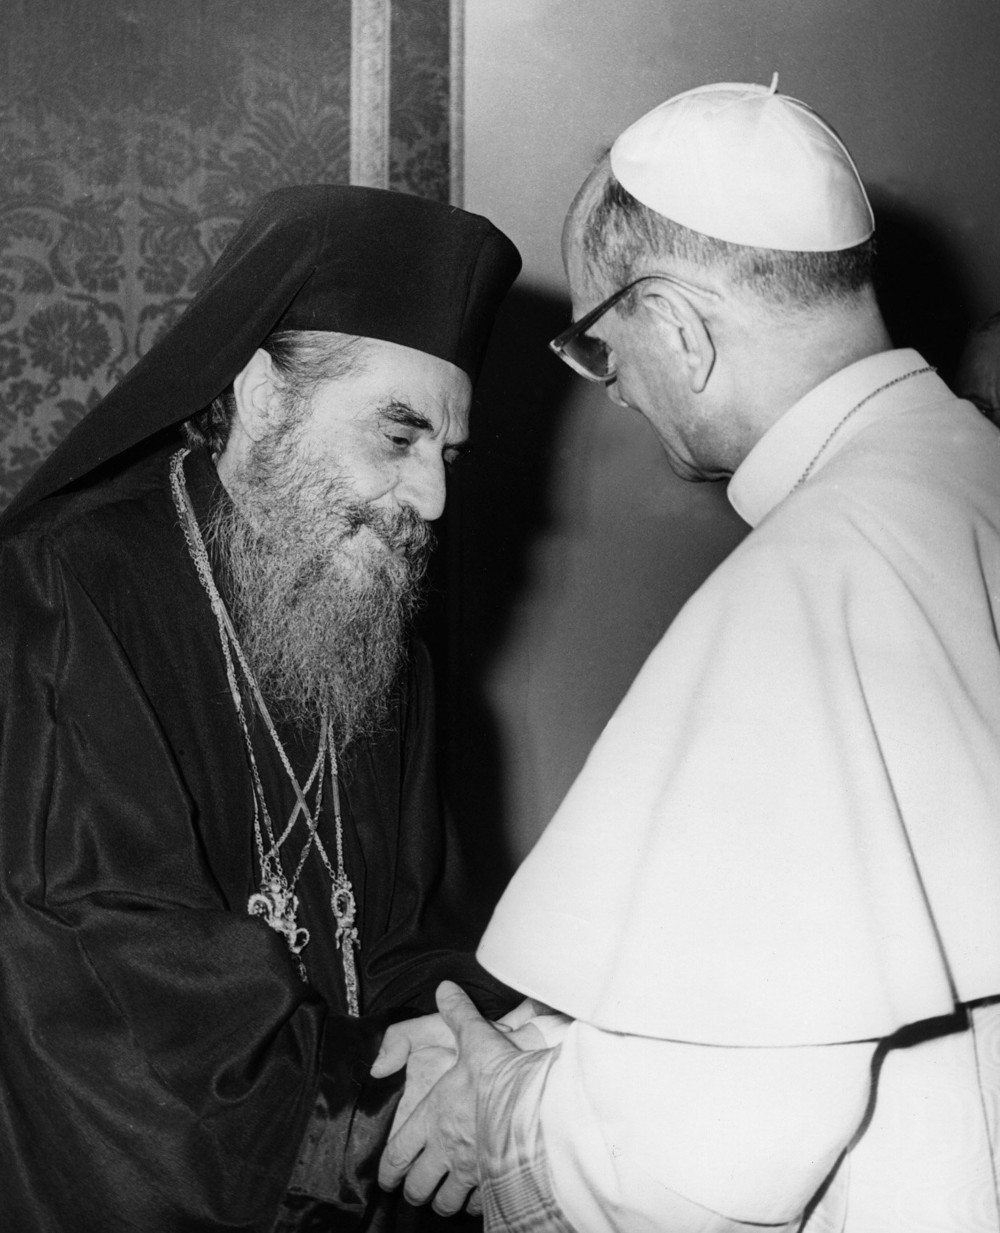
[609,77,875,252]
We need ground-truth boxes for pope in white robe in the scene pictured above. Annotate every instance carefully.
[376,80,1000,1233]
[475,348,1000,1232]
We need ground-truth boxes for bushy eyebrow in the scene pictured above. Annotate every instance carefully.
[379,400,433,433]
[379,399,469,452]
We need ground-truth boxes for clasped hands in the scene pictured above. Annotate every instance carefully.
[372,981,546,1217]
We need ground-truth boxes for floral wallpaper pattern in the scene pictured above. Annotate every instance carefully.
[390,1,451,201]
[0,0,452,508]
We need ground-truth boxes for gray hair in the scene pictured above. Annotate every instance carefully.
[184,330,370,457]
[582,172,876,314]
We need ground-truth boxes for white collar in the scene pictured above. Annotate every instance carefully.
[727,349,934,528]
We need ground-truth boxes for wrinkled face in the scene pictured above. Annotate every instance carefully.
[214,339,472,742]
[294,338,472,529]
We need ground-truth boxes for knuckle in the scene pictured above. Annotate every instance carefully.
[432,1199,461,1217]
[377,1164,400,1190]
[432,1184,468,1217]
[382,1145,411,1171]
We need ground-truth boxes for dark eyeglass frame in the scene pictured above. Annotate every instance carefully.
[548,272,716,384]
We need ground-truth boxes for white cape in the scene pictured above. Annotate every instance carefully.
[479,357,1000,1045]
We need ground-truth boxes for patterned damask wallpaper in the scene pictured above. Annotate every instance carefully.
[390,1,452,200]
[0,0,452,507]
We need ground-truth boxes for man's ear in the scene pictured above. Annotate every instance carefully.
[216,349,281,489]
[232,347,281,442]
[643,285,716,394]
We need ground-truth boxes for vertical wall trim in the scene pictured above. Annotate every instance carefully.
[350,0,391,188]
[448,0,464,206]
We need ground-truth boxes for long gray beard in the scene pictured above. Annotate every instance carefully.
[207,437,433,747]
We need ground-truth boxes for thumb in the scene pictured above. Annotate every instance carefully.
[435,980,484,1038]
[370,1024,412,1078]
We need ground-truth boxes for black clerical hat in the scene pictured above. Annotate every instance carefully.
[5,185,521,518]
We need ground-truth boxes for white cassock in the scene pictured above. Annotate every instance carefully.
[475,350,1000,1232]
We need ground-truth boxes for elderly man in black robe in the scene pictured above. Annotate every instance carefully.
[0,185,520,1232]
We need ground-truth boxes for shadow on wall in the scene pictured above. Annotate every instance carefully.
[420,282,576,901]
[871,190,977,381]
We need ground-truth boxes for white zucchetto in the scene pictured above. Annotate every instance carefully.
[609,78,875,252]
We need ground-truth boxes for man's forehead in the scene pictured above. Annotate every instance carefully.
[562,160,610,265]
[343,336,471,434]
[564,239,614,322]
[563,159,617,312]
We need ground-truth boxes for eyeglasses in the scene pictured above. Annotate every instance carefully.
[548,272,716,383]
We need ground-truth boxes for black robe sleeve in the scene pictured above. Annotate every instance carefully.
[0,530,338,1231]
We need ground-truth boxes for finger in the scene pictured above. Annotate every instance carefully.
[370,1023,412,1077]
[388,1081,423,1142]
[387,1101,407,1143]
[378,1112,428,1191]
[467,1187,483,1217]
[372,1012,456,1077]
[431,1174,475,1217]
[509,1021,546,1051]
[389,1046,456,1138]
[497,996,539,1031]
[435,981,486,1038]
[402,1152,450,1208]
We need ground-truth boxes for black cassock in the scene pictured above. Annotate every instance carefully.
[0,444,512,1232]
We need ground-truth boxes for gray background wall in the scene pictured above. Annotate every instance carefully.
[439,0,1000,882]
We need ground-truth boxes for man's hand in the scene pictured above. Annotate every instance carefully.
[389,1042,457,1140]
[372,996,548,1083]
[378,980,520,1216]
[372,1011,462,1139]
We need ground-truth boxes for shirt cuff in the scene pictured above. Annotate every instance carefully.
[527,1012,572,1047]
[477,1046,577,1233]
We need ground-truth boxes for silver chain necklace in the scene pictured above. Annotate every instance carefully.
[791,366,934,492]
[169,448,360,1015]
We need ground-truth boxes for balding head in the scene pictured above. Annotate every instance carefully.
[563,81,881,320]
[565,158,877,318]
[552,83,892,480]
[562,155,611,267]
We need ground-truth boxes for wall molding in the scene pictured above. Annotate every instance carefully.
[449,0,464,206]
[350,0,391,188]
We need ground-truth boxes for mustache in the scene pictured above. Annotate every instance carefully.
[342,501,435,558]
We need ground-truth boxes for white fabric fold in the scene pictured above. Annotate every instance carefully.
[478,350,1000,1045]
